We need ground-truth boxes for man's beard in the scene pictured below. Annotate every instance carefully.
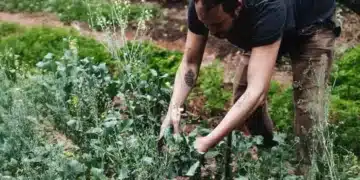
[214,32,227,39]
[213,20,235,39]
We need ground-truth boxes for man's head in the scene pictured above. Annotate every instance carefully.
[194,0,242,38]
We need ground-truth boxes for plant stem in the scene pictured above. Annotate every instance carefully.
[222,133,232,180]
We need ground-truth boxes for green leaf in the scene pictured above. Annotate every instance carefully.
[186,160,200,176]
[163,127,173,139]
[68,160,86,174]
[44,53,54,59]
[90,168,107,179]
[128,135,138,147]
[273,133,286,145]
[141,157,154,165]
[204,150,220,159]
[117,168,129,180]
[150,69,158,76]
[66,119,77,126]
[36,61,46,68]
[234,176,249,180]
[104,120,117,128]
[160,73,169,78]
[254,136,263,145]
[188,128,198,138]
[198,127,211,136]
[86,127,103,134]
[283,175,301,180]
[173,134,183,143]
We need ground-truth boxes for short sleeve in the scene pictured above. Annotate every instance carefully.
[250,0,286,47]
[187,0,209,36]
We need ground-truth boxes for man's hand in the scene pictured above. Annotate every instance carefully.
[159,104,183,139]
[194,136,212,153]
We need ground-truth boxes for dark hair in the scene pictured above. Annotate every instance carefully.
[194,0,241,17]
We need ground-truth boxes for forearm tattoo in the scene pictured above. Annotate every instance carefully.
[184,70,195,88]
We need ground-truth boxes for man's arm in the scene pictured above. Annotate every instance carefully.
[160,30,208,135]
[195,39,281,152]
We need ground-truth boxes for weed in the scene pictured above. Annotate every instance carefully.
[190,60,232,115]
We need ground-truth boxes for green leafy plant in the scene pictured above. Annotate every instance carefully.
[329,45,360,156]
[1,0,360,178]
[142,42,183,78]
[268,81,294,134]
[330,96,360,156]
[232,132,303,179]
[0,69,90,179]
[0,25,112,75]
[331,45,360,101]
[1,39,360,179]
[0,22,24,39]
[195,60,232,115]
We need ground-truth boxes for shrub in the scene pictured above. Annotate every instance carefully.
[0,69,89,179]
[329,45,360,156]
[267,81,360,157]
[111,41,182,84]
[331,45,360,101]
[267,45,360,155]
[0,0,47,12]
[0,25,112,74]
[0,32,359,179]
[330,96,360,156]
[0,22,25,38]
[232,132,302,179]
[268,81,294,134]
[0,37,195,179]
[195,60,232,115]
[142,42,182,78]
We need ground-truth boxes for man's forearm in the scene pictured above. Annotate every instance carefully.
[205,88,265,148]
[167,60,200,113]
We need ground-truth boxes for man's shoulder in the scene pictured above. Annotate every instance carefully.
[237,0,288,47]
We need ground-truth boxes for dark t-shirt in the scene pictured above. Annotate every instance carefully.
[188,0,337,55]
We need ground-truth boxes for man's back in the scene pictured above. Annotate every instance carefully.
[293,0,336,28]
[187,0,338,55]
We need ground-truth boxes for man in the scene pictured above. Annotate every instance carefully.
[159,0,341,176]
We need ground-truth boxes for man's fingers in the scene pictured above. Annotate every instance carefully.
[158,119,170,140]
[158,130,165,141]
[173,119,181,134]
